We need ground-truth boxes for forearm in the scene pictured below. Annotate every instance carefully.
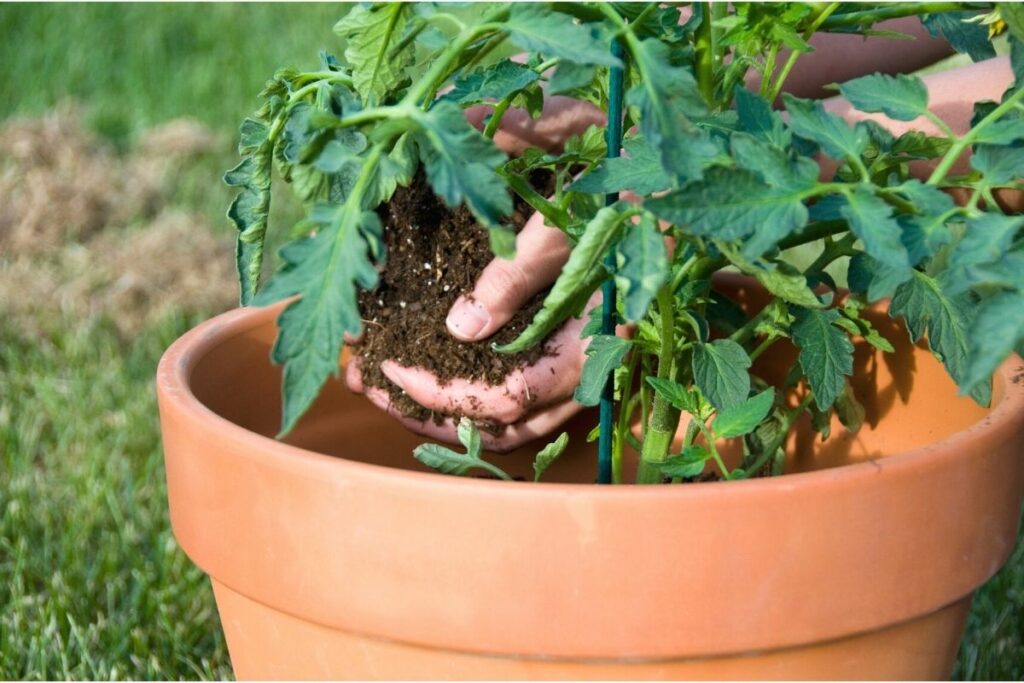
[758,17,953,100]
[823,55,1022,211]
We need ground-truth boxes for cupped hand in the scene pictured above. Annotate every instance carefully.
[345,96,607,452]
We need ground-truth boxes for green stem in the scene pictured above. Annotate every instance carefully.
[695,3,716,107]
[695,419,730,479]
[749,334,780,362]
[483,98,512,138]
[820,2,976,30]
[767,2,839,103]
[636,287,681,484]
[927,85,1024,185]
[923,110,958,141]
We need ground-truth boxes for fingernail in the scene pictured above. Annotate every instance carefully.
[446,298,491,340]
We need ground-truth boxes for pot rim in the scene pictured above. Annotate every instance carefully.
[158,301,1024,497]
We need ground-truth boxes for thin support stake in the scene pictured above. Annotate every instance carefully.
[598,39,625,485]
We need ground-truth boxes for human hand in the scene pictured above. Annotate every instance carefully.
[346,96,608,452]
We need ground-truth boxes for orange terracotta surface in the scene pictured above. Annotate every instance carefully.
[157,298,1024,679]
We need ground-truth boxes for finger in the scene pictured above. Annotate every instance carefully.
[446,211,570,341]
[465,96,606,155]
[364,386,583,455]
[345,356,365,394]
[382,360,531,424]
[482,399,583,453]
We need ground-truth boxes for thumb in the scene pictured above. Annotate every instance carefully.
[446,211,570,342]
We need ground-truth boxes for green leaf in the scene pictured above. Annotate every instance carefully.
[839,188,911,273]
[443,59,541,105]
[734,86,789,148]
[839,73,929,122]
[921,11,996,63]
[790,307,855,410]
[409,101,512,228]
[783,94,869,161]
[713,388,775,439]
[225,121,274,305]
[496,205,628,353]
[835,381,866,433]
[847,253,910,302]
[949,214,1024,269]
[549,62,599,95]
[645,377,709,417]
[253,203,383,435]
[569,137,673,195]
[627,39,720,181]
[1004,5,1024,43]
[972,119,1024,145]
[533,433,570,482]
[504,5,621,66]
[646,167,809,257]
[615,214,668,322]
[719,246,823,308]
[692,339,752,411]
[971,144,1024,186]
[413,418,513,480]
[730,133,819,192]
[962,291,1024,394]
[334,4,415,104]
[657,445,711,479]
[890,271,991,405]
[574,335,631,406]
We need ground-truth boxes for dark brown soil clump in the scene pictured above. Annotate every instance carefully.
[356,173,555,424]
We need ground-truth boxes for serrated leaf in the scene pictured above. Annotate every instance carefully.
[692,339,751,411]
[238,118,269,154]
[1004,5,1024,43]
[734,86,789,148]
[847,253,909,302]
[627,39,719,181]
[972,119,1024,145]
[414,419,512,480]
[496,205,627,353]
[791,307,855,410]
[783,94,869,161]
[533,432,570,482]
[962,291,1024,393]
[839,188,911,273]
[225,126,274,305]
[253,204,382,435]
[949,213,1024,267]
[409,101,511,228]
[971,144,1024,186]
[890,270,991,405]
[657,445,711,479]
[839,73,929,122]
[730,133,819,192]
[574,335,631,406]
[334,4,415,104]
[922,11,996,62]
[570,136,673,195]
[549,62,599,95]
[504,5,621,66]
[835,381,866,433]
[713,388,775,439]
[443,59,541,105]
[646,377,710,417]
[615,214,668,321]
[646,167,809,257]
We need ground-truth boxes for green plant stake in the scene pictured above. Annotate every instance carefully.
[598,38,625,485]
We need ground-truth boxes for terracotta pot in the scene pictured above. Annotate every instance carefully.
[157,288,1024,680]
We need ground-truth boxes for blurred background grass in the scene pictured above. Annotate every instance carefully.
[0,3,1020,680]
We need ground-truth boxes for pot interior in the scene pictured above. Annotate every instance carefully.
[186,300,997,484]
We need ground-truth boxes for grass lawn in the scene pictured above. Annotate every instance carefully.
[0,4,1021,680]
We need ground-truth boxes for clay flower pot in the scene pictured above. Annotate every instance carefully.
[157,292,1024,680]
